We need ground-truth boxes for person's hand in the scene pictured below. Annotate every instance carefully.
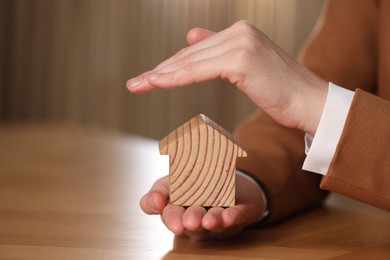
[127,20,328,135]
[139,173,266,240]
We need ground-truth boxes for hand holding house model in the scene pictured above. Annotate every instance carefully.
[159,114,247,207]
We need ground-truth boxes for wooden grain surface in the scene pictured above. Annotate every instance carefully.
[160,114,246,207]
[0,124,389,259]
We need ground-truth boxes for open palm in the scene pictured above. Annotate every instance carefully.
[139,173,266,240]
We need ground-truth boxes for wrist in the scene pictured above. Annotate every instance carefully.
[296,77,329,135]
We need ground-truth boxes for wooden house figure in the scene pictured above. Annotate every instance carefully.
[159,114,247,207]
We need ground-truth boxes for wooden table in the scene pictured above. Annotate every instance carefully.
[0,124,388,259]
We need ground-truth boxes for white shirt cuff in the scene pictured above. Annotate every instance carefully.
[302,82,355,175]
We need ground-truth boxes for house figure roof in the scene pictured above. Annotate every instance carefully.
[159,114,247,207]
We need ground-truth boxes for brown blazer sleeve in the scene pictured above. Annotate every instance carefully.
[299,0,377,92]
[322,89,390,210]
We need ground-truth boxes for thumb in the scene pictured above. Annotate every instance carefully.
[139,176,170,214]
[186,28,215,45]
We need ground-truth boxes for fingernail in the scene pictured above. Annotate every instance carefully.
[127,76,142,89]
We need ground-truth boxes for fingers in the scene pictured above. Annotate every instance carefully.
[127,60,219,92]
[147,60,223,90]
[151,25,236,72]
[126,75,157,94]
[156,203,254,239]
[161,205,186,235]
[186,205,248,231]
[186,28,215,45]
[127,21,250,93]
[161,205,207,235]
[182,206,207,231]
[162,205,233,240]
[139,176,169,214]
[140,173,266,241]
[160,204,233,238]
[202,207,224,230]
[128,45,230,92]
[185,206,249,240]
[126,29,220,93]
[221,205,249,227]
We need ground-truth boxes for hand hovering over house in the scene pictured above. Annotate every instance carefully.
[139,173,266,240]
[127,20,328,136]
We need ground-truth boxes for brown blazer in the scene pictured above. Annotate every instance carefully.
[235,0,390,224]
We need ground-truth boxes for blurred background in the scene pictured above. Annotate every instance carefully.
[0,0,324,139]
